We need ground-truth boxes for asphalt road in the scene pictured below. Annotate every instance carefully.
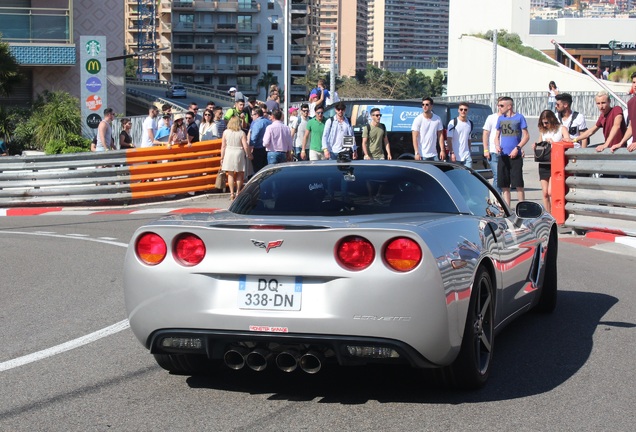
[1,212,635,431]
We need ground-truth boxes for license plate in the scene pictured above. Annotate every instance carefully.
[238,276,302,311]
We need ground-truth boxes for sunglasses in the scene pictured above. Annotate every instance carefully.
[372,114,382,117]
[315,112,324,115]
[422,103,431,106]
[301,109,309,112]
[458,108,468,112]
[336,108,344,111]
[186,117,193,120]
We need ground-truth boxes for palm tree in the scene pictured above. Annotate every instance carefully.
[257,71,278,100]
[0,35,23,97]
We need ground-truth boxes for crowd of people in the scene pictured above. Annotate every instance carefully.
[86,73,636,209]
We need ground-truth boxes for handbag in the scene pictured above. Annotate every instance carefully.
[534,141,551,162]
[215,170,227,192]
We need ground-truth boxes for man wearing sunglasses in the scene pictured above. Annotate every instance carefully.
[291,104,310,161]
[302,108,327,160]
[411,97,445,161]
[362,108,392,160]
[446,102,473,168]
[322,102,356,160]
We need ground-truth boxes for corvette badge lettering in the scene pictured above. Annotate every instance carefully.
[251,239,284,252]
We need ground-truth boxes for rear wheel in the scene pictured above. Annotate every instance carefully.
[535,232,558,313]
[153,353,210,375]
[442,266,494,390]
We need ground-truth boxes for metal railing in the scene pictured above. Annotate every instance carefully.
[0,141,223,207]
[551,142,636,236]
[439,91,631,119]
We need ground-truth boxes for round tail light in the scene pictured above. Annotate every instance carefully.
[336,236,375,271]
[174,233,206,266]
[136,232,167,265]
[384,237,422,272]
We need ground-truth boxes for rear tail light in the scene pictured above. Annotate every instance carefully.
[136,232,167,265]
[336,236,375,270]
[384,237,422,272]
[174,233,206,266]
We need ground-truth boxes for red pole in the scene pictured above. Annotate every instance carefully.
[551,141,574,224]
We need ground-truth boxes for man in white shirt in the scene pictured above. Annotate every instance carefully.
[482,98,506,193]
[555,93,588,148]
[140,105,159,148]
[322,102,356,160]
[411,97,445,161]
[447,102,473,168]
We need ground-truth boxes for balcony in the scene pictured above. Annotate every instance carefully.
[237,24,260,34]
[160,22,172,33]
[161,62,172,73]
[215,23,238,33]
[160,2,171,13]
[173,22,194,32]
[173,1,194,10]
[173,63,195,72]
[238,1,261,13]
[237,64,259,75]
[291,24,307,35]
[0,6,72,44]
[290,65,307,75]
[291,3,309,15]
[290,45,307,56]
[238,43,258,54]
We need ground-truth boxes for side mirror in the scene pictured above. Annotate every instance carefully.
[516,201,543,219]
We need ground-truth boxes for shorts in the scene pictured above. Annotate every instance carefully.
[309,149,326,160]
[538,163,551,181]
[497,154,524,189]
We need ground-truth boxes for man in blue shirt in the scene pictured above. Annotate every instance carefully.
[247,107,271,174]
[495,96,529,206]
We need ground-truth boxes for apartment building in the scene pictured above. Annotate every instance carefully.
[126,0,317,101]
[367,0,449,73]
[1,0,125,114]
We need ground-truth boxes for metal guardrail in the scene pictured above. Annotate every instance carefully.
[439,91,631,119]
[127,79,234,105]
[551,142,636,236]
[0,141,223,206]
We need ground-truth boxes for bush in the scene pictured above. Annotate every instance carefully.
[474,30,557,66]
[44,133,91,154]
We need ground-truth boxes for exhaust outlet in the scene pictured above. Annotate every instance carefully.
[275,351,300,373]
[224,346,248,370]
[246,348,271,371]
[299,350,324,374]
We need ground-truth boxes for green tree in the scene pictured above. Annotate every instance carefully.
[125,57,137,78]
[13,90,88,153]
[256,71,278,99]
[0,34,24,96]
[431,70,446,96]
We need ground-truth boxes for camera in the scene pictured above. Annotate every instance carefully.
[338,135,355,162]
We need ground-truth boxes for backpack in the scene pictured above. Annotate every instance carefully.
[448,117,473,133]
[365,122,386,139]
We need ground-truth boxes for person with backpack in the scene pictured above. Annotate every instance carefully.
[446,102,473,168]
[555,93,588,148]
[362,108,392,160]
[322,102,356,160]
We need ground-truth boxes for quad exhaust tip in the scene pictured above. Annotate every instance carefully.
[245,348,271,371]
[299,351,323,374]
[275,350,301,373]
[224,347,324,373]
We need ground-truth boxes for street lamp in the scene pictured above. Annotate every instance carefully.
[608,40,619,72]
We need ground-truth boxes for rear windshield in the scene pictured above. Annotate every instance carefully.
[230,165,459,216]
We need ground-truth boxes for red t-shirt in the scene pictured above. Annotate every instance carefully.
[628,96,636,135]
[596,106,626,146]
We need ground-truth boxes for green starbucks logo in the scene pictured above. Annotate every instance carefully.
[85,40,101,56]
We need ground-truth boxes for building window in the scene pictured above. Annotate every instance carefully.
[238,15,252,30]
[237,76,251,87]
[267,36,274,51]
[270,15,278,30]
[268,55,282,71]
[268,0,275,10]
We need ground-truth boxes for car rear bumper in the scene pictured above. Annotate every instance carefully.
[149,328,442,368]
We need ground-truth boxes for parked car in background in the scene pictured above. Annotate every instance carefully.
[124,160,557,389]
[323,99,493,179]
[166,85,187,99]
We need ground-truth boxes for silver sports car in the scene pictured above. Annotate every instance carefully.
[124,160,557,389]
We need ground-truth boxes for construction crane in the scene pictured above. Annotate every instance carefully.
[137,0,157,79]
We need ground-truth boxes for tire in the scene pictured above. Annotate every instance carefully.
[153,353,210,375]
[535,232,558,313]
[442,266,495,390]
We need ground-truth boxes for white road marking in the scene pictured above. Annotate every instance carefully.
[98,237,119,241]
[0,230,130,372]
[0,320,130,372]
